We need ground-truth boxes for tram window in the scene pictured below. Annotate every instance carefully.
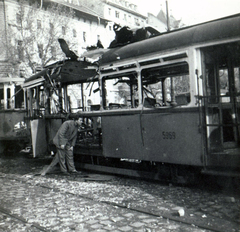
[67,84,82,112]
[142,62,190,106]
[234,67,240,102]
[67,82,100,112]
[7,88,11,109]
[204,43,240,104]
[219,68,230,103]
[0,86,3,109]
[50,91,60,114]
[15,85,24,109]
[102,75,138,109]
[207,66,240,103]
[39,87,48,115]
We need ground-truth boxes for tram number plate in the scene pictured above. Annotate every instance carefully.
[162,131,176,139]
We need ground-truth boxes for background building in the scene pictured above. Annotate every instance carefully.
[0,0,166,111]
[0,0,111,110]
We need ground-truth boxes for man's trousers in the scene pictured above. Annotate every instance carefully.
[40,147,76,176]
[57,147,76,173]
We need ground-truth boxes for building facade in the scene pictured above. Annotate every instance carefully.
[147,12,167,32]
[0,0,113,110]
[102,0,146,28]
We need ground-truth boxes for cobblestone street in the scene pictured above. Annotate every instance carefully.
[0,154,239,232]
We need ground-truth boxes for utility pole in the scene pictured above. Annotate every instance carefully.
[166,0,170,31]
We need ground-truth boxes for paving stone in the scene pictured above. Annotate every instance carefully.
[91,223,104,229]
[142,218,158,223]
[100,219,113,225]
[137,215,150,219]
[103,224,116,230]
[92,229,108,232]
[118,225,133,231]
[98,216,109,220]
[130,221,145,227]
[111,216,125,222]
[0,155,239,232]
[106,230,121,232]
[122,213,134,218]
[86,219,98,224]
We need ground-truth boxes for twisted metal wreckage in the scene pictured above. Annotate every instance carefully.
[23,24,161,115]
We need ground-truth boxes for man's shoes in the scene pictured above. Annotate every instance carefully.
[70,170,81,174]
[62,172,71,176]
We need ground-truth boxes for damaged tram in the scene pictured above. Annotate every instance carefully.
[23,14,240,182]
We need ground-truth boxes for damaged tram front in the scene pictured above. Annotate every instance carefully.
[22,59,102,158]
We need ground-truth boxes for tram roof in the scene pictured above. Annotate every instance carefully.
[24,60,98,87]
[99,14,240,65]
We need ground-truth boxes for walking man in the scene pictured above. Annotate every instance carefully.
[40,117,83,176]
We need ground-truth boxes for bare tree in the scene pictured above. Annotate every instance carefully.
[1,0,75,77]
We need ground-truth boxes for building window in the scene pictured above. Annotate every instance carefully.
[51,46,56,58]
[108,8,111,15]
[38,44,43,58]
[17,40,24,61]
[19,67,25,78]
[16,13,21,24]
[134,18,140,26]
[73,29,77,37]
[37,19,41,29]
[83,31,86,42]
[62,26,66,35]
[49,23,54,30]
[115,11,120,18]
[124,14,127,21]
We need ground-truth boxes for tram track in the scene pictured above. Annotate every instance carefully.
[0,206,49,232]
[0,173,237,232]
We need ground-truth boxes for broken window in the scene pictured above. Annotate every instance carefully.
[67,82,100,112]
[102,73,138,110]
[15,85,24,109]
[141,62,190,107]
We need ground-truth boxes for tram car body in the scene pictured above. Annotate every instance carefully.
[23,14,240,181]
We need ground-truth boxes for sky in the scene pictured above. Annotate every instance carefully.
[132,0,240,26]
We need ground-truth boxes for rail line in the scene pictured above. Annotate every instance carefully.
[0,173,238,232]
[0,206,49,232]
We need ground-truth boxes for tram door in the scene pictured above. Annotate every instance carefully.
[202,43,240,163]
